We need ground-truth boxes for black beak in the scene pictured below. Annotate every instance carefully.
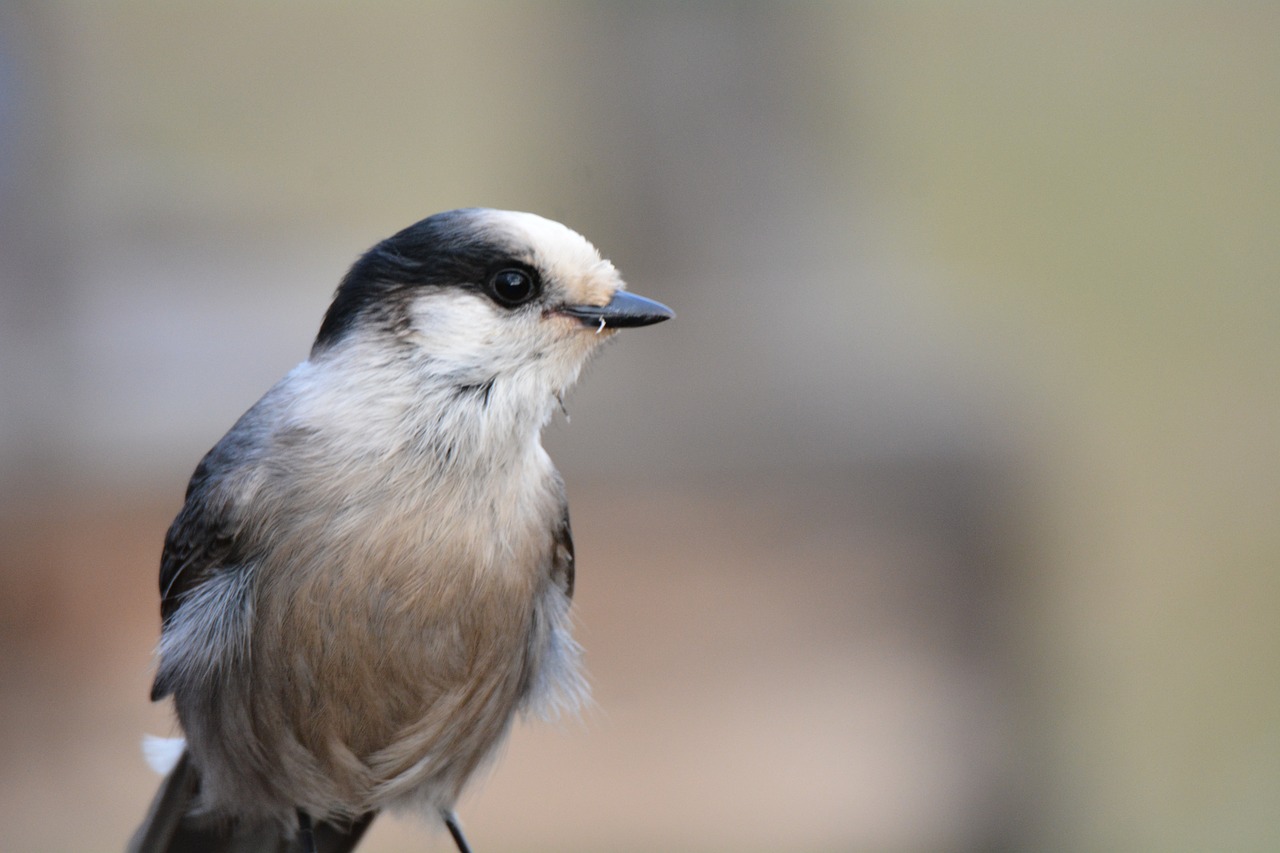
[561,291,674,329]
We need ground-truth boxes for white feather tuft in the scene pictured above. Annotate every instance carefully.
[141,735,186,775]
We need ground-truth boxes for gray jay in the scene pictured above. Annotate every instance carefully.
[128,209,673,853]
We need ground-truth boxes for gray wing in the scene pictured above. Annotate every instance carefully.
[158,456,240,627]
[152,413,267,701]
[154,395,281,655]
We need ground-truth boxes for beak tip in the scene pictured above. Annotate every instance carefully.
[563,291,675,329]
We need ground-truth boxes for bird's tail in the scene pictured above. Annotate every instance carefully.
[127,741,375,853]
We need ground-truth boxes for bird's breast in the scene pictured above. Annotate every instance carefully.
[246,446,561,789]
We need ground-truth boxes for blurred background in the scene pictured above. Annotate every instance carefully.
[1,3,1277,851]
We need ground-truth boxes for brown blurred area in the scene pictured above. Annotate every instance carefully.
[2,4,1278,852]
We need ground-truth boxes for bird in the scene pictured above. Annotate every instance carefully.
[127,208,673,853]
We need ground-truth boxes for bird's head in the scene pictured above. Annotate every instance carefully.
[311,209,672,408]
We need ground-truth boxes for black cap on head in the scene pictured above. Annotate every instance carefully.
[313,209,521,352]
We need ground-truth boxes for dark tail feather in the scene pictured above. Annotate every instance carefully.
[310,813,375,853]
[127,750,376,853]
[127,750,201,853]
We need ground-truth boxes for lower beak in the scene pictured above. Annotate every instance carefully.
[560,291,674,329]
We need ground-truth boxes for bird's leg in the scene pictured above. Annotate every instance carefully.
[442,810,473,853]
[297,810,317,853]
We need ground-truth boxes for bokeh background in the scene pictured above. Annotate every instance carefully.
[2,4,1277,851]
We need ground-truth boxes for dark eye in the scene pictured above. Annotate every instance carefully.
[488,268,538,307]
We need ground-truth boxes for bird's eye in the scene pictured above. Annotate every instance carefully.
[488,268,538,307]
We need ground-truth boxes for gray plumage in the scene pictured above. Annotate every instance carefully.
[129,209,672,853]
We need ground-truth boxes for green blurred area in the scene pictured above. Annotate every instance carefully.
[1,4,1277,851]
[844,9,1280,849]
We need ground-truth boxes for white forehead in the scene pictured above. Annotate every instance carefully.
[480,209,624,303]
[482,210,598,266]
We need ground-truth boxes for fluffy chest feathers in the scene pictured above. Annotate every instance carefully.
[260,340,566,571]
[236,363,566,685]
[201,347,575,807]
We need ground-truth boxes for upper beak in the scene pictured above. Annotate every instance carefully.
[560,291,675,329]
